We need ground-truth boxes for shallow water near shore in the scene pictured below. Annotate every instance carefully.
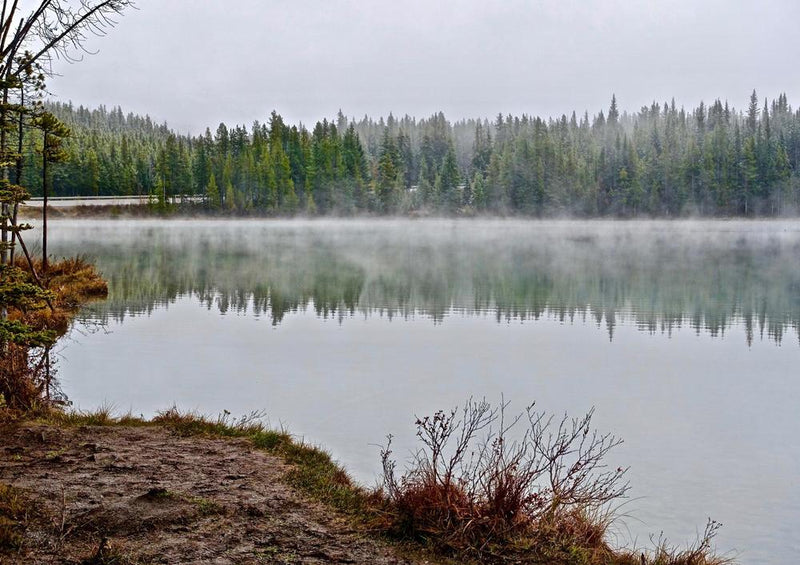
[41,218,800,564]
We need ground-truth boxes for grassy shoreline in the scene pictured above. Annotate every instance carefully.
[1,406,732,565]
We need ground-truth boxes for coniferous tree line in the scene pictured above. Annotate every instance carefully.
[36,91,800,216]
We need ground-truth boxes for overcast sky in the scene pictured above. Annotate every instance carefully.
[46,0,800,134]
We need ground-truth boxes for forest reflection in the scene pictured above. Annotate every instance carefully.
[52,220,800,345]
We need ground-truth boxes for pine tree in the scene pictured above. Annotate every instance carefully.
[471,172,487,210]
[747,90,759,138]
[225,179,236,212]
[439,146,461,212]
[206,173,221,209]
[376,129,401,213]
[608,94,620,127]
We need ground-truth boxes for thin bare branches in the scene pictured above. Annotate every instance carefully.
[380,398,630,552]
[379,399,731,564]
[0,0,134,79]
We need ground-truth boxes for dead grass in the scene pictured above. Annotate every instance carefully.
[615,519,734,565]
[0,483,31,553]
[15,255,108,334]
[46,256,109,304]
[78,537,141,565]
[377,400,732,565]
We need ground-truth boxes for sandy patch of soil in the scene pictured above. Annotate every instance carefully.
[0,424,420,565]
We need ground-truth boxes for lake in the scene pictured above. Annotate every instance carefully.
[43,218,799,564]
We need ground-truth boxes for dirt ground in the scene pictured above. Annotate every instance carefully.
[0,424,422,565]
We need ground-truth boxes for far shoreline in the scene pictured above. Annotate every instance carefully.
[18,201,800,223]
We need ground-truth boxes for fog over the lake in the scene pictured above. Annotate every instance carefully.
[46,0,800,134]
[40,217,800,346]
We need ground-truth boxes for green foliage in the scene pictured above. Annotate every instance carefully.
[206,173,220,208]
[305,191,317,215]
[33,111,71,159]
[0,0,132,419]
[0,265,56,347]
[0,319,55,347]
[225,179,236,212]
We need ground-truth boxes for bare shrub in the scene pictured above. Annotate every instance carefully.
[379,398,629,554]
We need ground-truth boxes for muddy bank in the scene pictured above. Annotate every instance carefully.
[0,424,422,565]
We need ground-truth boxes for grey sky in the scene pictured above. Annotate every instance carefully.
[47,0,800,134]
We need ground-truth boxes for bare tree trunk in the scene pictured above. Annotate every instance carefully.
[10,85,23,264]
[42,130,47,273]
[0,204,6,265]
[1,85,8,267]
[0,83,7,345]
[9,215,50,307]
[45,346,51,402]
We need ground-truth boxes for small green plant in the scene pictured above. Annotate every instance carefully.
[254,545,299,564]
[140,487,174,501]
[44,448,66,461]
[191,496,225,516]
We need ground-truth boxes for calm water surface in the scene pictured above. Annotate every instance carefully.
[44,219,800,564]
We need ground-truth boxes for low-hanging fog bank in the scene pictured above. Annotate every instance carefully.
[42,217,800,345]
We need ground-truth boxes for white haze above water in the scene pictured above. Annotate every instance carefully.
[39,218,800,565]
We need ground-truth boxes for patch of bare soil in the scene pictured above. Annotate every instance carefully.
[0,425,419,565]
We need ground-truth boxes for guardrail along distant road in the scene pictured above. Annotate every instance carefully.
[22,196,203,208]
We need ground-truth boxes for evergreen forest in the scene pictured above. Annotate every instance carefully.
[31,91,800,216]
